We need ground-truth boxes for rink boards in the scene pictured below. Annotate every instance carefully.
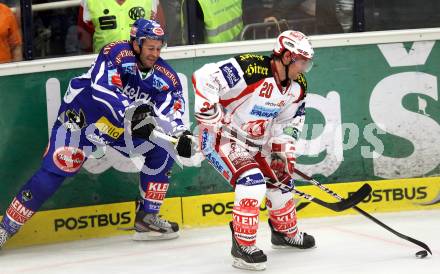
[2,176,439,248]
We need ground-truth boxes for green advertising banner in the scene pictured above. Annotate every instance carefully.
[1,40,439,212]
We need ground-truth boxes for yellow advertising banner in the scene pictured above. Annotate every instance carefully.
[3,177,439,248]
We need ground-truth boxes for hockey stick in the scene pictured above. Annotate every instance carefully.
[265,177,372,212]
[152,130,371,212]
[294,168,432,256]
[151,129,178,144]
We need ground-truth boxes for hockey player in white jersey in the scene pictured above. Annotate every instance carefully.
[193,30,315,270]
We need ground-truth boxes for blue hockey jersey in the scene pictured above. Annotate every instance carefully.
[61,40,186,143]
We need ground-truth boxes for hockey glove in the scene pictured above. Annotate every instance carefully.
[270,143,296,184]
[175,130,194,158]
[130,104,157,140]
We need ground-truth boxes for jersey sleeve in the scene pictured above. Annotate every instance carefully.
[150,61,188,135]
[193,58,243,115]
[154,83,187,136]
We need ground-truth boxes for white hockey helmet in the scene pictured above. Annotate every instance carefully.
[273,30,314,60]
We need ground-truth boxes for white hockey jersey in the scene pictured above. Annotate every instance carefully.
[193,54,307,151]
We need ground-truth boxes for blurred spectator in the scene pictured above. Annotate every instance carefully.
[0,0,17,6]
[242,0,315,39]
[335,0,354,32]
[33,7,79,58]
[161,0,182,46]
[78,0,166,53]
[364,0,440,31]
[181,0,243,44]
[0,2,22,63]
[242,0,345,39]
[314,0,343,34]
[243,0,312,24]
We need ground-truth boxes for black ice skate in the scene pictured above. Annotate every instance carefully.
[132,200,179,241]
[268,219,315,249]
[229,221,267,271]
[0,223,11,250]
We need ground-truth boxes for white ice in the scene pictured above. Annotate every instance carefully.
[1,209,439,274]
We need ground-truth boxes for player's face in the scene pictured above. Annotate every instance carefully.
[288,56,313,80]
[139,39,163,69]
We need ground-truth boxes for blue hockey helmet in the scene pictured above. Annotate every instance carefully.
[130,18,166,47]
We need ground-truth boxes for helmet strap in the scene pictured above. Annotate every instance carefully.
[280,52,290,87]
[280,64,289,87]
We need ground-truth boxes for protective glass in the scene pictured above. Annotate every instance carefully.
[291,55,313,73]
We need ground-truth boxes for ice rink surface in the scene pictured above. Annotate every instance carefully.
[1,209,439,274]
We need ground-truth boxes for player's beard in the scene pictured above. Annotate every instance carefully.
[139,53,157,70]
[137,47,158,70]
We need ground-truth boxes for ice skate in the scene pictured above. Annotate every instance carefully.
[0,224,11,250]
[132,208,179,241]
[269,219,315,249]
[229,221,267,271]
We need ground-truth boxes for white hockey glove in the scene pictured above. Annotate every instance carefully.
[195,103,223,127]
[270,141,296,184]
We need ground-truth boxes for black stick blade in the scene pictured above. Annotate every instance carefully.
[312,183,372,212]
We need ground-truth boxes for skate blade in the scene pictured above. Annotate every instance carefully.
[132,231,179,241]
[271,244,317,250]
[232,257,266,271]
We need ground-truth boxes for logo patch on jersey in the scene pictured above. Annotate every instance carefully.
[220,63,240,88]
[107,69,121,88]
[238,54,265,62]
[122,63,136,75]
[173,100,182,112]
[293,102,306,118]
[205,153,225,173]
[250,105,280,118]
[201,129,211,152]
[237,174,265,186]
[95,116,124,139]
[241,119,268,138]
[153,64,179,87]
[128,6,145,20]
[122,84,151,101]
[103,41,127,55]
[115,50,134,65]
[153,75,169,91]
[112,73,123,89]
[59,109,87,131]
[67,109,87,129]
[283,126,300,140]
[244,63,269,77]
[265,100,286,107]
[21,190,33,202]
[53,147,85,173]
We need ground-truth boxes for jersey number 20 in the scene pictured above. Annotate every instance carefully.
[259,82,273,98]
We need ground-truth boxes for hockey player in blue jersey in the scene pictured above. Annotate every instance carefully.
[0,19,194,249]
